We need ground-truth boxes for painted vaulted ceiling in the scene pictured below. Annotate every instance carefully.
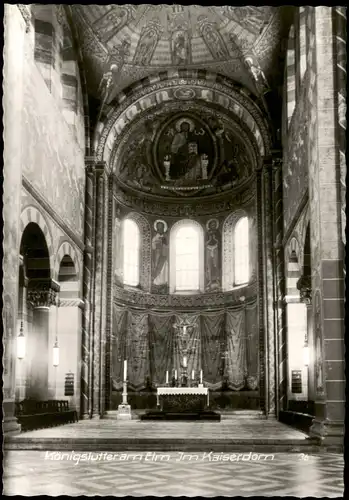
[70,5,293,101]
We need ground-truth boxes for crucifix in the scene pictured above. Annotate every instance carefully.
[173,322,193,386]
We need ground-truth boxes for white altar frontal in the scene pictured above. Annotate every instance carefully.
[157,386,209,411]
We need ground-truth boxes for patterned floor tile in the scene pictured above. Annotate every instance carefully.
[3,450,344,497]
[6,418,309,440]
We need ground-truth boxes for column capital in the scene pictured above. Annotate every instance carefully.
[27,278,60,308]
[262,151,283,170]
[95,161,107,175]
[85,156,96,174]
[297,275,312,304]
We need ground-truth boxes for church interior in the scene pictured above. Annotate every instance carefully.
[3,4,345,496]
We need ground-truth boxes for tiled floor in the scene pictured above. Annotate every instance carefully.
[7,418,308,440]
[3,449,344,497]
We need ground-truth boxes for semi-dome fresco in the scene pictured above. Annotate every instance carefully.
[116,108,254,197]
[71,4,282,98]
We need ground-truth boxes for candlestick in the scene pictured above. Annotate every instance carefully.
[192,370,194,380]
[166,370,169,384]
[123,360,127,381]
[200,369,203,384]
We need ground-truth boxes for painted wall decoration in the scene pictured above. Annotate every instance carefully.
[244,57,270,94]
[155,115,215,183]
[98,37,131,98]
[171,30,191,65]
[205,218,221,292]
[95,73,271,167]
[223,6,270,35]
[282,59,309,231]
[93,5,136,45]
[116,105,255,198]
[133,18,163,65]
[72,5,282,100]
[167,6,192,66]
[197,16,230,60]
[114,203,123,285]
[151,219,169,293]
[21,45,85,240]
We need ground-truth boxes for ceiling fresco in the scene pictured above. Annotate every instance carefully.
[70,5,288,100]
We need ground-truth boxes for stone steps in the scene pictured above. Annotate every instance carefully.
[4,436,323,453]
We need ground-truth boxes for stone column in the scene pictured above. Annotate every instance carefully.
[81,158,96,418]
[262,158,277,418]
[15,256,29,402]
[3,5,29,434]
[27,279,59,400]
[307,7,345,445]
[255,166,266,414]
[103,174,114,412]
[92,162,106,417]
[333,7,346,274]
[99,170,112,416]
[272,155,287,413]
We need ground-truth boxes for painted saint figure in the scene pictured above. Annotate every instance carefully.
[172,30,190,65]
[170,120,202,180]
[205,219,220,291]
[152,220,169,291]
[114,207,123,283]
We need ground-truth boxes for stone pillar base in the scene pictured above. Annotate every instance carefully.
[309,418,344,447]
[3,416,21,435]
[91,414,101,420]
[117,404,132,420]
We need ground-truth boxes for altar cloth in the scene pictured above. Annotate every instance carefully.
[157,387,209,409]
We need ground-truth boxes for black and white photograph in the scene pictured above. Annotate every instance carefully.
[2,3,345,497]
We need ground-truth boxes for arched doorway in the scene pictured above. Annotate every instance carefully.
[55,254,81,413]
[285,238,309,412]
[18,222,57,400]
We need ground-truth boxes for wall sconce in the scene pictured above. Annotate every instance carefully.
[17,322,26,360]
[303,343,309,366]
[53,336,59,367]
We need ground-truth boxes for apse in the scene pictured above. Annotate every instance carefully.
[107,74,265,411]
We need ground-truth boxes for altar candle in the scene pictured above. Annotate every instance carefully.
[192,370,194,380]
[200,370,203,383]
[166,371,169,384]
[123,360,127,381]
[183,325,187,335]
[183,356,187,368]
[175,369,177,379]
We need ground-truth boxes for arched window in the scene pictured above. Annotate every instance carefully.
[234,216,249,285]
[123,218,140,287]
[170,220,204,293]
[223,213,249,291]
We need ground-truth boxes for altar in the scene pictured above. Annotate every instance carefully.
[157,387,209,412]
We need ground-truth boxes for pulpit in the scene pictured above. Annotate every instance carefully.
[157,387,209,412]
